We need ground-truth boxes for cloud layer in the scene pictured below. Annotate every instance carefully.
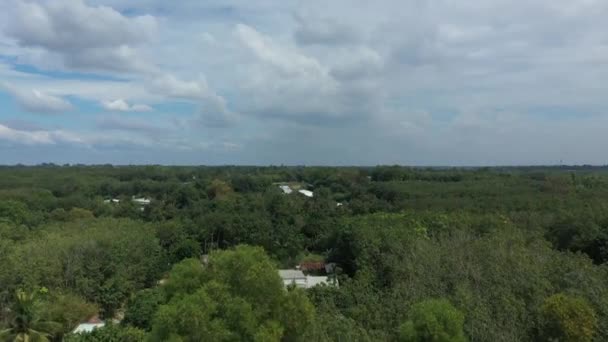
[5,0,156,73]
[2,83,73,113]
[101,99,152,112]
[0,0,607,165]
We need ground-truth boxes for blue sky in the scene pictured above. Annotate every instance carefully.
[1,0,607,165]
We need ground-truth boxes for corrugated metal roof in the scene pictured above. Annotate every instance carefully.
[278,270,338,289]
[72,323,105,334]
[298,189,313,197]
[278,269,305,279]
[279,185,293,194]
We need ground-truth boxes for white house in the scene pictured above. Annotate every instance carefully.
[278,269,336,289]
[279,185,293,194]
[72,316,104,334]
[306,275,333,287]
[298,189,313,198]
[278,269,307,288]
[132,197,151,205]
[72,322,105,334]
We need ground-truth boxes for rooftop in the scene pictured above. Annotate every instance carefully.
[298,189,313,197]
[278,269,337,289]
[279,185,293,194]
[72,323,105,334]
[278,269,305,279]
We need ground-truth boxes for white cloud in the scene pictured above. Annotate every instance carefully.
[329,47,384,81]
[3,0,157,73]
[149,73,238,127]
[0,124,83,145]
[7,0,156,50]
[2,83,73,113]
[101,99,152,112]
[2,0,608,164]
[149,74,215,101]
[0,121,209,152]
[234,24,383,123]
[235,24,327,78]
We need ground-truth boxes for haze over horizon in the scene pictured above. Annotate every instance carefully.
[1,0,607,165]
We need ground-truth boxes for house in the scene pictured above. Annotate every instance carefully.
[278,269,337,289]
[306,275,333,288]
[72,315,104,334]
[279,185,293,194]
[103,198,120,204]
[278,269,307,288]
[298,189,313,197]
[132,197,151,205]
[299,261,325,272]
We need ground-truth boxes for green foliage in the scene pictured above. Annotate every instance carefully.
[161,259,206,300]
[3,165,608,341]
[325,212,608,340]
[331,212,429,280]
[253,321,283,342]
[122,288,164,331]
[206,179,233,200]
[3,218,165,319]
[279,289,317,341]
[0,290,61,342]
[149,245,316,342]
[399,299,466,342]
[205,245,284,315]
[168,238,201,263]
[0,200,31,226]
[149,288,231,341]
[298,252,325,263]
[39,292,97,338]
[67,208,95,221]
[308,309,377,342]
[0,222,28,241]
[538,293,597,342]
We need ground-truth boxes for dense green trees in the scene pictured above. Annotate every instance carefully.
[0,290,60,342]
[149,246,316,341]
[399,299,466,342]
[538,293,597,342]
[39,292,97,340]
[122,289,164,331]
[2,165,608,340]
[324,213,608,340]
[1,218,165,321]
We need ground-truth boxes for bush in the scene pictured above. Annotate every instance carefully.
[538,293,597,342]
[400,299,466,342]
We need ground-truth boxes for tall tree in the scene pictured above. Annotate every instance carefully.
[148,246,317,341]
[0,290,60,342]
[399,299,467,342]
[538,293,597,342]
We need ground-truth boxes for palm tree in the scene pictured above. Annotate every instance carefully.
[0,290,60,342]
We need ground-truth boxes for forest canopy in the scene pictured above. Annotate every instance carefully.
[1,165,607,341]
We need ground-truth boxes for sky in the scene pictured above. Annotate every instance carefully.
[0,0,607,165]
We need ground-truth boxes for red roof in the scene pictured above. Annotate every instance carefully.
[87,315,103,324]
